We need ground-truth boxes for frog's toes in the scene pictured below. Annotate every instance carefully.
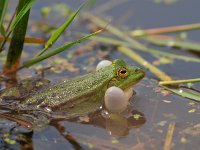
[96,60,112,71]
[104,86,129,113]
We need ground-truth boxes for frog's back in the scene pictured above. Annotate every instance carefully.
[22,65,114,109]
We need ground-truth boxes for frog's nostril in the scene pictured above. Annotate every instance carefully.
[135,68,145,75]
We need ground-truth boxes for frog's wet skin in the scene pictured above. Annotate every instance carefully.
[0,59,145,128]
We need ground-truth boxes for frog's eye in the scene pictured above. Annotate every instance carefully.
[117,67,128,78]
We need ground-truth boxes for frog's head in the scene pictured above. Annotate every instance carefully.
[110,59,145,89]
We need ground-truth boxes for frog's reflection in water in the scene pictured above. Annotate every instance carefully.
[50,109,146,149]
[0,108,145,149]
[106,110,146,137]
[73,110,146,137]
[66,109,146,137]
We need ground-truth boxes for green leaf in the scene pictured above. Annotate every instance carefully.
[0,0,8,36]
[0,24,5,36]
[4,0,31,72]
[36,3,84,57]
[0,0,35,50]
[21,29,102,68]
[163,86,200,102]
[10,0,35,31]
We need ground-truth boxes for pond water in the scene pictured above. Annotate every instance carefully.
[0,0,200,149]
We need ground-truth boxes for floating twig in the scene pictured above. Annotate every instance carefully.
[131,23,200,36]
[164,122,175,150]
[159,78,200,85]
[141,35,200,52]
[88,35,200,63]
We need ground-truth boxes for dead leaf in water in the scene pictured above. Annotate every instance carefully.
[183,124,200,136]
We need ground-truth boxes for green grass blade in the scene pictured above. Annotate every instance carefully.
[0,0,8,25]
[159,78,200,85]
[3,0,31,75]
[36,3,84,57]
[10,0,35,31]
[0,0,35,51]
[163,86,200,102]
[0,0,8,36]
[21,30,102,68]
[0,24,5,36]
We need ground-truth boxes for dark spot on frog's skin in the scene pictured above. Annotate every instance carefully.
[36,98,46,105]
[38,103,48,109]
[51,93,57,98]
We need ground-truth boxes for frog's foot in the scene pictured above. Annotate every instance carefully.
[0,110,50,130]
[0,113,33,128]
[0,78,50,100]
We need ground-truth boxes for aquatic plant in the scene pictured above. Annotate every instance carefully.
[0,0,100,78]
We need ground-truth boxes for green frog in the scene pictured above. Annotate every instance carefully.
[1,59,145,118]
